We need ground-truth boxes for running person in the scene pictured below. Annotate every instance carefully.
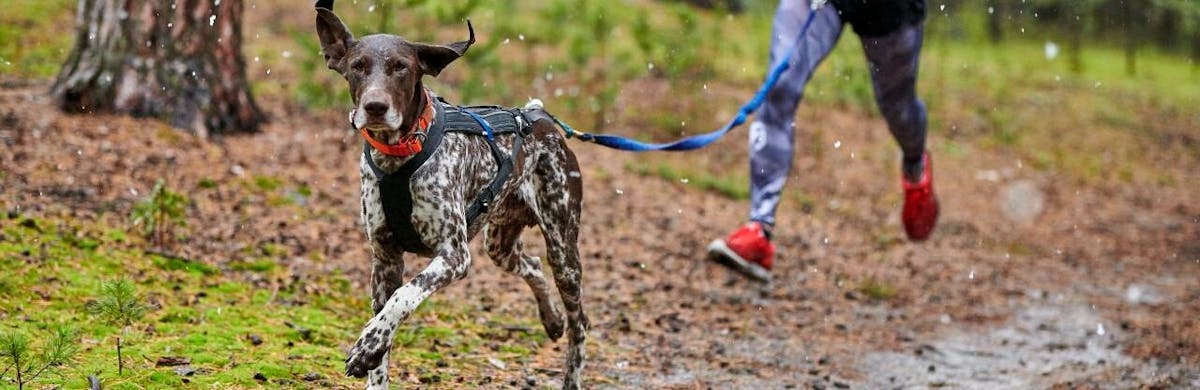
[707,0,939,282]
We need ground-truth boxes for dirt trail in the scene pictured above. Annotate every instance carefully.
[2,81,1198,389]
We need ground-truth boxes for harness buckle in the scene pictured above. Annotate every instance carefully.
[513,112,532,135]
[478,188,496,213]
[396,134,424,155]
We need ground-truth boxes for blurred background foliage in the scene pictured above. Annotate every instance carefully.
[271,0,1197,131]
[5,0,1194,112]
[1,0,1196,186]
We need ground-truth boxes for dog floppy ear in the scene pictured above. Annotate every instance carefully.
[414,20,475,77]
[315,7,355,72]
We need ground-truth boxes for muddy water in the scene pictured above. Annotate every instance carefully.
[861,297,1199,389]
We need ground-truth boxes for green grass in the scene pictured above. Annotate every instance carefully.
[252,176,283,192]
[0,216,544,389]
[858,277,898,302]
[625,161,750,200]
[228,258,278,273]
[920,38,1198,185]
[0,217,359,388]
[0,0,75,78]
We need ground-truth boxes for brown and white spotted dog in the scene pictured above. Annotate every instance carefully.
[314,4,588,390]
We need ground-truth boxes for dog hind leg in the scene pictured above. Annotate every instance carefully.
[532,144,588,390]
[485,217,566,340]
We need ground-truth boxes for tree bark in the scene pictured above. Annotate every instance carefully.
[52,0,265,136]
[987,2,1003,43]
[1193,26,1200,70]
[1121,0,1138,76]
[1069,10,1084,74]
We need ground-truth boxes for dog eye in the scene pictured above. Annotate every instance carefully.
[390,64,407,75]
[351,60,367,72]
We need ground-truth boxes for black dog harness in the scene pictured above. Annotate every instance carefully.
[360,98,533,254]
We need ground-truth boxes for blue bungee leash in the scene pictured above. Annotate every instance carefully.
[551,3,822,152]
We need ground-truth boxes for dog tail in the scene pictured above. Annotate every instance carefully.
[524,98,544,110]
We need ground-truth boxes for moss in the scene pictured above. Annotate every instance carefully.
[252,176,283,192]
[858,278,898,301]
[153,255,218,276]
[0,216,519,389]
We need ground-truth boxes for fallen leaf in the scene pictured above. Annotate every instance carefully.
[156,356,191,367]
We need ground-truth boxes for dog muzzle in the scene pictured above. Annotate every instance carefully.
[351,92,435,158]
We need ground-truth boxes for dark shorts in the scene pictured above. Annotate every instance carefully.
[830,0,926,37]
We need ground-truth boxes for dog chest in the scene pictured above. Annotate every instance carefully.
[357,140,499,255]
[357,116,529,254]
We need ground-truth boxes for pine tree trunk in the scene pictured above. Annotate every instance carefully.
[987,3,1003,43]
[14,350,22,390]
[1069,16,1084,74]
[1192,28,1200,70]
[1121,0,1137,76]
[51,0,265,136]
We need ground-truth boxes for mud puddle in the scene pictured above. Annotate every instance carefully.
[860,293,1199,389]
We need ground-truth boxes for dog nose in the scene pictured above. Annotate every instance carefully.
[363,101,388,117]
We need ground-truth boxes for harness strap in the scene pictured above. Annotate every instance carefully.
[364,99,448,254]
[363,101,528,255]
[465,111,496,141]
[452,109,522,223]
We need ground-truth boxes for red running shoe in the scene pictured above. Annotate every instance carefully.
[706,222,775,283]
[902,151,939,241]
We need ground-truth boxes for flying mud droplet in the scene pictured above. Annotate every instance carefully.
[1044,42,1059,60]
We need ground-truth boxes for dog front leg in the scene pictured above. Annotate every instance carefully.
[346,238,471,378]
[366,252,404,389]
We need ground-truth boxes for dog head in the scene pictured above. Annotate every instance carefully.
[315,6,473,136]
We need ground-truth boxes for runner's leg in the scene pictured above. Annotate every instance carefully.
[750,0,844,227]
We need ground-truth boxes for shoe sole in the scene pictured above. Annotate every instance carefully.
[705,240,773,283]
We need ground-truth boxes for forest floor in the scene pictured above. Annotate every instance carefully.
[2,75,1198,388]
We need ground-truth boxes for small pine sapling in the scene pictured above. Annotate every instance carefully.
[130,179,188,249]
[86,278,149,376]
[0,327,78,390]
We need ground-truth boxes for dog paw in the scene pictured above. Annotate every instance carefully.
[540,310,565,341]
[561,375,582,390]
[345,325,393,378]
